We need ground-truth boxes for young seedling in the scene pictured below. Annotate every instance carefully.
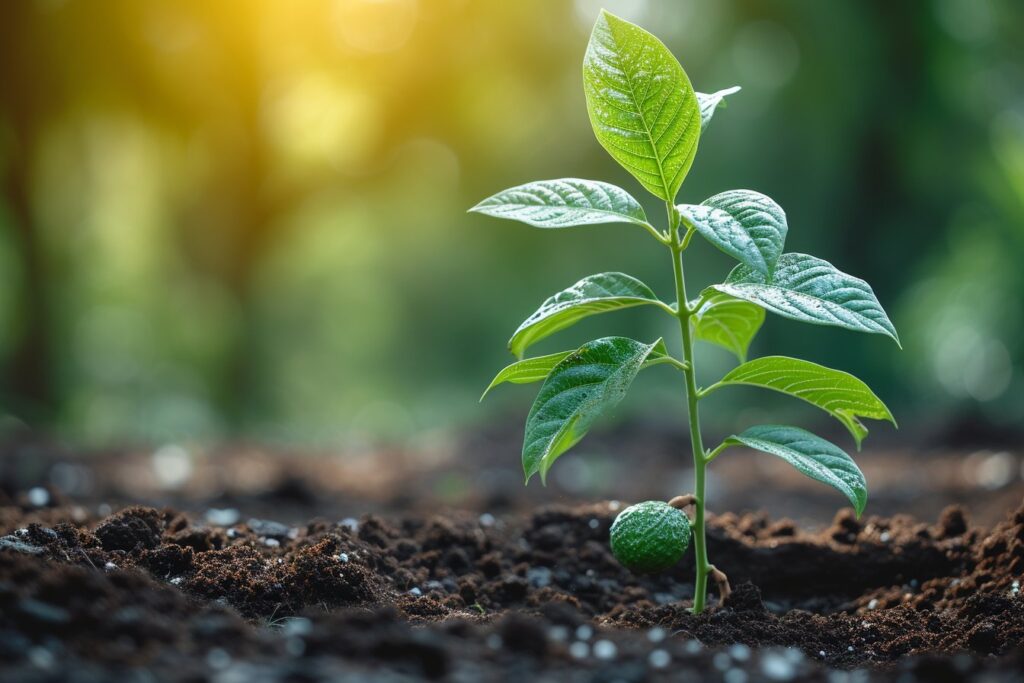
[472,11,899,614]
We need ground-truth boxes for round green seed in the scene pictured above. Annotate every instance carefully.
[610,500,691,573]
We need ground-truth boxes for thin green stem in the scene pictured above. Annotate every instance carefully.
[666,202,712,615]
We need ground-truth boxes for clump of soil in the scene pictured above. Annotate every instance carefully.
[1,496,1022,681]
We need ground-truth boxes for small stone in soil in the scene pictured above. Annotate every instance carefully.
[338,517,359,531]
[478,513,495,527]
[593,640,617,660]
[648,649,670,669]
[409,587,422,596]
[205,508,240,526]
[27,487,50,507]
[760,651,796,680]
[337,552,349,563]
[568,641,589,659]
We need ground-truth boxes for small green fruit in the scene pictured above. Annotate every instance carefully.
[610,500,691,573]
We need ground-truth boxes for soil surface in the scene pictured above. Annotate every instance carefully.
[2,429,1023,681]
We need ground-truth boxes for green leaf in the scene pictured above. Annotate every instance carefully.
[583,10,701,201]
[484,340,672,401]
[523,336,661,483]
[723,425,867,516]
[713,356,895,448]
[696,86,741,131]
[509,272,667,358]
[481,351,573,401]
[690,292,765,363]
[713,253,900,345]
[469,179,649,229]
[677,190,788,278]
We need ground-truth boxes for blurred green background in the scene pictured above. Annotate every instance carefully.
[1,0,1022,448]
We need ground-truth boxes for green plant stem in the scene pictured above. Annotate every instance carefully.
[667,202,712,615]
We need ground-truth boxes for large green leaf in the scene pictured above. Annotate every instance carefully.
[510,272,666,358]
[523,336,661,483]
[712,356,894,448]
[723,425,867,516]
[469,179,649,229]
[677,190,788,278]
[713,253,900,345]
[696,86,741,131]
[690,292,764,363]
[583,11,701,201]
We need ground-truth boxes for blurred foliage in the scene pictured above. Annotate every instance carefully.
[0,0,1022,447]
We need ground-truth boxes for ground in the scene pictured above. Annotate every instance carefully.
[1,425,1022,682]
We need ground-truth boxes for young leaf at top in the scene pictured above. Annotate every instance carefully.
[509,272,668,358]
[713,253,900,345]
[690,292,765,363]
[523,336,662,483]
[709,356,895,448]
[696,86,741,131]
[470,179,649,230]
[677,190,787,279]
[722,425,867,516]
[583,10,701,201]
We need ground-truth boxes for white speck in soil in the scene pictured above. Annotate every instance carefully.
[337,553,349,563]
[862,621,872,628]
[282,618,312,637]
[588,518,599,529]
[1011,580,1020,596]
[527,566,552,588]
[575,625,593,641]
[684,639,703,654]
[170,577,184,585]
[818,650,826,657]
[339,517,359,531]
[205,508,240,526]
[879,531,891,542]
[486,634,502,650]
[593,640,617,660]
[478,513,496,527]
[725,668,748,683]
[15,528,28,537]
[548,626,569,642]
[569,641,589,659]
[867,598,878,609]
[27,487,50,507]
[264,538,280,548]
[648,649,670,669]
[104,562,116,571]
[847,646,854,652]
[609,500,621,511]
[226,529,238,539]
[206,648,231,670]
[729,644,751,661]
[760,651,796,680]
[647,626,666,643]
[285,637,305,657]
[28,647,55,670]
[408,587,422,597]
[585,569,595,577]
[287,528,299,540]
[714,652,731,670]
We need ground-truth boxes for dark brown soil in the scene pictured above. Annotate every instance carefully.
[2,489,1023,681]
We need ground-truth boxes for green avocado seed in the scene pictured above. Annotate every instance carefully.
[610,500,691,573]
